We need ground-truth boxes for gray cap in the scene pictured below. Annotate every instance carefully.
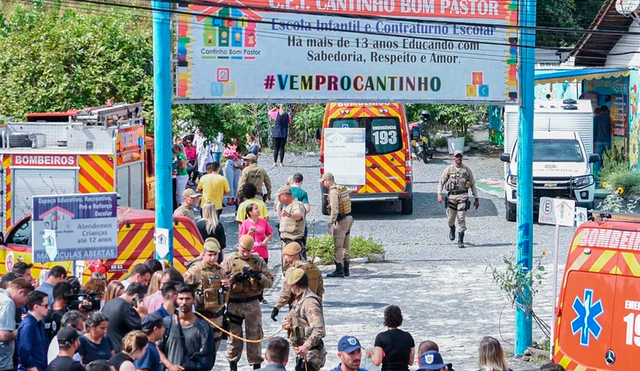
[453,150,463,157]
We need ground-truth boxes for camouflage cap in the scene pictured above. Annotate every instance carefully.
[203,238,221,253]
[238,235,255,251]
[276,185,292,196]
[243,153,257,162]
[287,267,306,285]
[282,242,302,256]
[320,172,335,182]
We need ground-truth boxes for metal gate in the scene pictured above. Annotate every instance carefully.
[12,168,78,224]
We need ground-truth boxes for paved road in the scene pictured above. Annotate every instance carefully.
[214,148,579,371]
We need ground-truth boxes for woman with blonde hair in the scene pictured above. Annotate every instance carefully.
[476,336,511,371]
[147,271,163,296]
[196,201,226,263]
[104,280,124,304]
[109,330,147,371]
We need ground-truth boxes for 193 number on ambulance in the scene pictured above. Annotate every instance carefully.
[373,130,397,145]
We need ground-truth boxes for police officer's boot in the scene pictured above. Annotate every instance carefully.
[458,232,465,248]
[229,361,238,371]
[449,225,456,241]
[344,260,350,277]
[327,262,344,278]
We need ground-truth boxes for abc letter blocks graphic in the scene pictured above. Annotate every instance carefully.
[466,72,489,98]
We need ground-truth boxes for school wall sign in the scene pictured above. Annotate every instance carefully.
[174,0,519,103]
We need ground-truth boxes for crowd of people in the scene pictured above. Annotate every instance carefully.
[0,114,566,371]
[0,258,568,371]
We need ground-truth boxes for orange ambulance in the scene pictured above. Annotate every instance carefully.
[553,211,640,371]
[318,103,413,214]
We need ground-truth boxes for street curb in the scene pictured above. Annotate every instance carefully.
[313,253,386,265]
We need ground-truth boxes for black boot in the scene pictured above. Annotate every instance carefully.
[327,262,344,278]
[229,361,238,371]
[253,364,261,370]
[458,232,465,248]
[449,225,456,241]
[344,261,350,277]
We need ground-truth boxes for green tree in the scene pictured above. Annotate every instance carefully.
[536,0,605,47]
[0,2,153,118]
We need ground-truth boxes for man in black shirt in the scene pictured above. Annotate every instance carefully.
[101,282,148,352]
[47,327,85,371]
[44,282,73,345]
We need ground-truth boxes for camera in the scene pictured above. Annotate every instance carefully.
[65,277,101,312]
[65,290,102,312]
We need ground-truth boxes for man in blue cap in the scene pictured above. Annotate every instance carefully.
[417,350,452,371]
[329,335,368,371]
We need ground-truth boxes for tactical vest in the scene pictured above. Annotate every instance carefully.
[192,262,227,313]
[328,186,352,214]
[290,293,322,346]
[445,165,471,192]
[280,200,306,239]
[230,253,263,295]
[291,261,323,298]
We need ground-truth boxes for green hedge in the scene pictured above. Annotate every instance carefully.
[306,235,385,265]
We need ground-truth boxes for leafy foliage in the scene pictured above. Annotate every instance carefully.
[0,2,153,118]
[487,253,551,337]
[307,235,385,265]
[536,0,605,47]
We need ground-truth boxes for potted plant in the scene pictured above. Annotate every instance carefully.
[433,105,480,154]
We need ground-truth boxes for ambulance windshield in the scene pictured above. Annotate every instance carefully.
[330,117,401,155]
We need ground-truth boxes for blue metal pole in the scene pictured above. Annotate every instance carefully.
[515,0,536,356]
[152,0,174,263]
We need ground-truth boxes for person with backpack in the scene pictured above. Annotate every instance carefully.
[158,285,214,371]
[270,242,323,322]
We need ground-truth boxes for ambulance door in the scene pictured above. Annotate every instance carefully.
[366,117,406,195]
[606,268,640,370]
[12,169,77,223]
[556,270,617,370]
[326,118,366,194]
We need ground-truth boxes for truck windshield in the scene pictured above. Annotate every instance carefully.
[329,117,401,155]
[515,139,584,162]
[534,139,584,162]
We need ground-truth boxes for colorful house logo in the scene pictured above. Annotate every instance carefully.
[192,0,261,58]
[44,235,56,247]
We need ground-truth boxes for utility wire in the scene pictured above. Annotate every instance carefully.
[6,0,640,67]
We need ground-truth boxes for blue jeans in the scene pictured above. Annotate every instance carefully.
[225,160,242,199]
[595,141,610,178]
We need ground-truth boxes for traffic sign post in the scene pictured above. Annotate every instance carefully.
[538,197,575,358]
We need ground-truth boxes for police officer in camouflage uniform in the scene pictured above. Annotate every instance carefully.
[437,150,479,248]
[270,242,324,322]
[183,237,228,362]
[277,185,307,265]
[320,172,354,278]
[282,268,326,371]
[237,153,272,202]
[221,235,274,371]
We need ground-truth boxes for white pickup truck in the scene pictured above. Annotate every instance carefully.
[500,131,600,221]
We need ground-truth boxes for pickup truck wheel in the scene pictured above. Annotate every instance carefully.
[505,198,516,222]
[401,196,414,215]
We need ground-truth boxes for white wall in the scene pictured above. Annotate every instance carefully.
[606,22,640,68]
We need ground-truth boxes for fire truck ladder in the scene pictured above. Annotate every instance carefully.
[75,102,143,126]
